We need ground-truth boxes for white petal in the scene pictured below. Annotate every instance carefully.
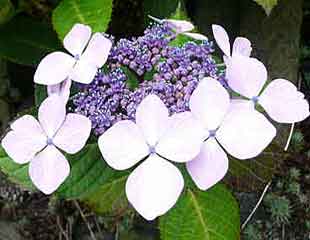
[98,120,149,170]
[226,55,267,98]
[126,155,184,221]
[29,145,70,194]
[186,138,228,190]
[81,33,112,68]
[136,94,169,146]
[259,79,310,123]
[38,95,66,138]
[166,19,194,33]
[70,58,97,84]
[2,115,46,164]
[53,113,91,154]
[212,24,231,57]
[156,112,205,163]
[181,32,208,41]
[47,78,72,103]
[217,107,276,159]
[189,77,230,130]
[34,52,75,85]
[63,23,91,56]
[232,37,252,57]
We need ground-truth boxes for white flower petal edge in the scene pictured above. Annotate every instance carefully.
[259,79,310,123]
[47,78,72,103]
[189,77,230,130]
[136,94,169,146]
[125,154,184,221]
[156,111,205,163]
[63,23,92,56]
[232,37,252,57]
[217,105,276,159]
[53,113,92,154]
[38,95,66,138]
[34,52,75,85]
[225,55,267,99]
[186,138,228,190]
[29,145,70,195]
[1,115,47,164]
[98,120,149,170]
[212,24,231,57]
[165,19,194,33]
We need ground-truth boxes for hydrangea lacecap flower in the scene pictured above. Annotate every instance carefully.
[1,95,91,194]
[34,23,112,99]
[212,25,310,123]
[98,94,203,220]
[186,78,276,190]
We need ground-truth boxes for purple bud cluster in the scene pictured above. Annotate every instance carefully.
[73,68,131,135]
[108,23,175,76]
[73,23,223,135]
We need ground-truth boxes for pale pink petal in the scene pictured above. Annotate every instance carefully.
[155,112,205,163]
[212,24,231,57]
[82,33,112,68]
[47,79,72,103]
[38,95,66,138]
[181,32,208,41]
[63,23,91,56]
[232,37,252,57]
[126,154,184,221]
[136,94,169,146]
[1,116,46,164]
[259,79,310,123]
[70,58,97,84]
[34,52,75,85]
[217,107,276,159]
[53,113,91,154]
[229,99,255,111]
[186,138,228,190]
[29,145,70,194]
[226,55,267,98]
[189,77,230,130]
[166,19,194,33]
[98,120,149,170]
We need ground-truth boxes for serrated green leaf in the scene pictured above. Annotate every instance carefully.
[160,184,240,240]
[52,0,113,40]
[253,0,278,15]
[0,146,35,190]
[0,0,15,25]
[0,15,61,65]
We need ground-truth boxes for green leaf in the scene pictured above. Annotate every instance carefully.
[52,0,113,40]
[34,85,47,107]
[160,184,240,240]
[56,144,129,214]
[121,67,139,90]
[252,0,278,15]
[0,0,15,25]
[0,15,62,65]
[225,142,287,191]
[0,146,35,190]
[143,0,179,23]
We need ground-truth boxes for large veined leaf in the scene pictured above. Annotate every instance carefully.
[252,0,278,15]
[0,15,62,65]
[52,0,113,40]
[159,184,240,240]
